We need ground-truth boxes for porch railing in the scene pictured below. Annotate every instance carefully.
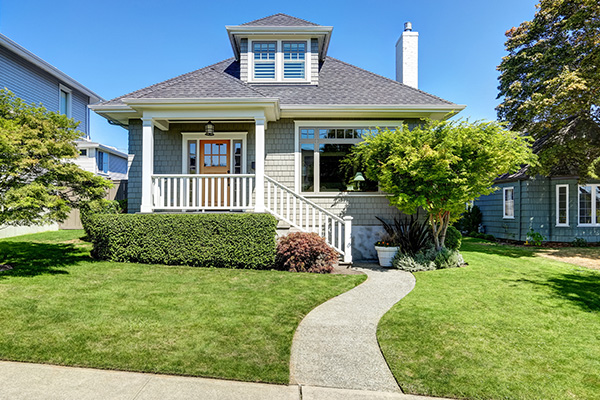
[265,175,352,263]
[151,174,255,211]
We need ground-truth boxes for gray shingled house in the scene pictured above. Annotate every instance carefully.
[91,14,464,261]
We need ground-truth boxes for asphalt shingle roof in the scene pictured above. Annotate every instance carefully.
[240,13,320,27]
[101,57,456,107]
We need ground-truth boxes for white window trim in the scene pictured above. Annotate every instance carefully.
[555,184,569,227]
[503,187,515,219]
[577,184,600,227]
[248,38,311,83]
[181,132,248,175]
[294,120,402,196]
[58,84,72,117]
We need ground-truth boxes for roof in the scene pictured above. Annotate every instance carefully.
[76,139,128,158]
[100,57,456,108]
[240,13,320,27]
[0,33,103,103]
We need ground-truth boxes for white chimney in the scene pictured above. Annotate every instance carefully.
[396,22,418,89]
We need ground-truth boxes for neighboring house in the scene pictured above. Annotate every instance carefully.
[475,168,600,243]
[91,14,464,261]
[74,139,129,180]
[0,33,104,238]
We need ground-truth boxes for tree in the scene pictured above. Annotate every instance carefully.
[0,89,112,226]
[497,0,600,180]
[346,120,536,251]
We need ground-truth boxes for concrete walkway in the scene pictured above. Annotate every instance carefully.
[290,264,416,392]
[0,361,447,400]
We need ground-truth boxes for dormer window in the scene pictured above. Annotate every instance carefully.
[253,42,276,79]
[283,41,306,79]
[250,39,310,82]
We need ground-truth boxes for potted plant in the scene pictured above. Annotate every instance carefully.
[374,235,400,267]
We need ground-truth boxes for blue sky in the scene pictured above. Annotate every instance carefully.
[0,0,538,152]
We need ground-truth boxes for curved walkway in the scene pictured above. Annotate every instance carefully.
[290,264,416,393]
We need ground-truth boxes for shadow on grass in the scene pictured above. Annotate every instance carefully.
[516,272,600,313]
[0,241,92,279]
[462,239,537,259]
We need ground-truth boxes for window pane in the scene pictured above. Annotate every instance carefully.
[504,188,514,217]
[345,129,354,139]
[579,186,592,224]
[219,156,227,167]
[188,140,197,174]
[233,141,242,174]
[204,143,211,154]
[301,129,314,139]
[284,62,304,79]
[254,62,275,79]
[254,41,276,79]
[319,144,377,192]
[219,143,227,154]
[336,129,344,138]
[557,186,567,224]
[204,156,211,167]
[301,144,314,192]
[212,156,219,166]
[60,90,68,115]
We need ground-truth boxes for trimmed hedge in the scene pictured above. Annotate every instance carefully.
[87,213,278,269]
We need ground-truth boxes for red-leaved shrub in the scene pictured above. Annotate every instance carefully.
[275,232,338,273]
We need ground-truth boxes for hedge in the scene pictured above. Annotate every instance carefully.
[87,213,278,269]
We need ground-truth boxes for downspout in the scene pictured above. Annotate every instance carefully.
[518,179,522,241]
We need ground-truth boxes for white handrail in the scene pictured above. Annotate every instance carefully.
[264,175,353,263]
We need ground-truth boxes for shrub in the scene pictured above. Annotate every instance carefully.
[526,228,546,246]
[484,234,496,242]
[86,213,277,269]
[274,232,338,273]
[455,204,483,234]
[572,237,588,247]
[444,226,462,250]
[80,199,123,237]
[393,247,464,272]
[376,213,432,256]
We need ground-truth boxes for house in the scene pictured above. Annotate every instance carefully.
[475,168,600,243]
[0,33,104,238]
[91,14,464,261]
[73,139,129,180]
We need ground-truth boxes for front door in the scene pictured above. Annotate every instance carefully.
[200,140,229,207]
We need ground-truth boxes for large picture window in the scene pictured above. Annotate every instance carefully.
[578,184,600,226]
[298,126,383,194]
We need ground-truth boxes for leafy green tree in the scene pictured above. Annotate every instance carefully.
[346,120,536,251]
[0,89,111,226]
[497,0,600,179]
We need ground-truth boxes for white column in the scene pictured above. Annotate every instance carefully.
[254,117,266,213]
[343,216,353,264]
[140,118,154,213]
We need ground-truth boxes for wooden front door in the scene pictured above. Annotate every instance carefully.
[200,140,229,206]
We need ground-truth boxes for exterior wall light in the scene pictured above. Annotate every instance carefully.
[205,121,215,136]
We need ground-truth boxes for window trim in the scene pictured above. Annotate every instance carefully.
[503,187,515,219]
[58,84,72,117]
[294,120,402,196]
[248,38,311,83]
[181,132,247,174]
[97,150,109,174]
[555,184,569,227]
[577,184,600,227]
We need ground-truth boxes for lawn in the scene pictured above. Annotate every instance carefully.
[0,230,365,384]
[378,237,600,400]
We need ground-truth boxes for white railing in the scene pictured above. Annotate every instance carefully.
[265,175,353,263]
[152,174,255,211]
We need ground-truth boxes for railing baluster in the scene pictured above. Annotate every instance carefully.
[242,177,247,207]
[318,212,323,237]
[338,221,342,251]
[217,177,222,207]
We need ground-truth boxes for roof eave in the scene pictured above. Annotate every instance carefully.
[280,104,466,119]
[0,33,104,103]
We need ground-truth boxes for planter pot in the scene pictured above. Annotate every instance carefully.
[374,246,399,268]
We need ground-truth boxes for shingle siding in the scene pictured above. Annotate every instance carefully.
[128,120,143,213]
[310,38,319,85]
[0,44,89,133]
[476,177,600,242]
[240,38,248,82]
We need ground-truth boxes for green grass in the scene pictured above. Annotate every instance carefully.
[0,230,365,383]
[378,238,600,400]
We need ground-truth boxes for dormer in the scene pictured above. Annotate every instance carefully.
[226,14,333,85]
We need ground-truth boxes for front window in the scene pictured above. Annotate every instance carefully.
[283,41,306,79]
[299,127,379,193]
[578,184,600,225]
[503,187,514,219]
[556,184,569,226]
[253,41,276,79]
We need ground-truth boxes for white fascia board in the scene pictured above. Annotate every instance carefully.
[0,33,104,103]
[76,140,128,158]
[280,104,466,119]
